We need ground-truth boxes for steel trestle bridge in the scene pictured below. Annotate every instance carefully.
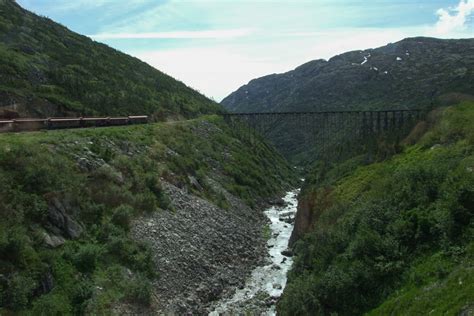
[221,109,426,158]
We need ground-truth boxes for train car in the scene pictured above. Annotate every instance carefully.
[0,115,149,133]
[47,118,82,129]
[0,120,14,133]
[13,119,46,132]
[128,115,148,124]
[82,117,109,127]
[108,117,130,126]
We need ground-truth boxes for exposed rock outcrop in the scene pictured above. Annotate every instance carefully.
[45,195,83,239]
[289,187,333,246]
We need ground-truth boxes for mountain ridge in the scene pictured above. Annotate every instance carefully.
[222,37,474,113]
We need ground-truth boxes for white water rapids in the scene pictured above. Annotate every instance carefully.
[210,189,300,315]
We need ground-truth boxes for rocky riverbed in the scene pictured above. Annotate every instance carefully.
[209,189,300,315]
[130,180,272,314]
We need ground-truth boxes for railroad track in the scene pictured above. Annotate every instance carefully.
[0,115,148,133]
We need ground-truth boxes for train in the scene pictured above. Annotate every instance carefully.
[0,115,148,133]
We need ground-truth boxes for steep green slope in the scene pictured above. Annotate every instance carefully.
[0,0,221,118]
[222,37,474,113]
[0,117,296,314]
[278,102,474,315]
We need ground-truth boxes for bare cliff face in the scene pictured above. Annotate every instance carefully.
[222,37,474,113]
[289,187,334,246]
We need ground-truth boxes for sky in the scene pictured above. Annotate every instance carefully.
[17,0,474,101]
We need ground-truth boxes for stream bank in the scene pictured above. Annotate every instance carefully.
[209,189,300,315]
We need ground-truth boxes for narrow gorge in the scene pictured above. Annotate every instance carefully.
[1,1,473,314]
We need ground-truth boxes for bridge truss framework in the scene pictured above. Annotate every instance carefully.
[222,109,426,160]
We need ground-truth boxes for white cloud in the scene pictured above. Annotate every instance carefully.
[434,0,474,35]
[97,0,202,34]
[98,0,473,101]
[134,47,282,102]
[132,27,423,101]
[90,28,254,40]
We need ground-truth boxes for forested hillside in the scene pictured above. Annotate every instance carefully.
[222,37,474,113]
[278,102,474,315]
[0,0,221,118]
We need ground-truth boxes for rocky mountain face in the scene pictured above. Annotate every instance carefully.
[222,37,474,113]
[0,0,221,118]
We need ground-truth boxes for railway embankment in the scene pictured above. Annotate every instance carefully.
[0,116,297,314]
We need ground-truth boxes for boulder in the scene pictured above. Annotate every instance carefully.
[279,213,294,224]
[47,196,83,239]
[269,197,286,206]
[279,211,294,217]
[43,232,66,248]
[38,270,54,295]
[271,264,281,270]
[188,175,203,191]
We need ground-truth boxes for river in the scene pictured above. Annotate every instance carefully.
[209,189,300,315]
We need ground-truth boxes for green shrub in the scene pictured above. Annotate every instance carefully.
[6,273,37,309]
[125,274,152,306]
[145,175,172,210]
[31,293,73,316]
[71,244,102,273]
[111,204,134,231]
[134,191,158,213]
[69,280,93,313]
